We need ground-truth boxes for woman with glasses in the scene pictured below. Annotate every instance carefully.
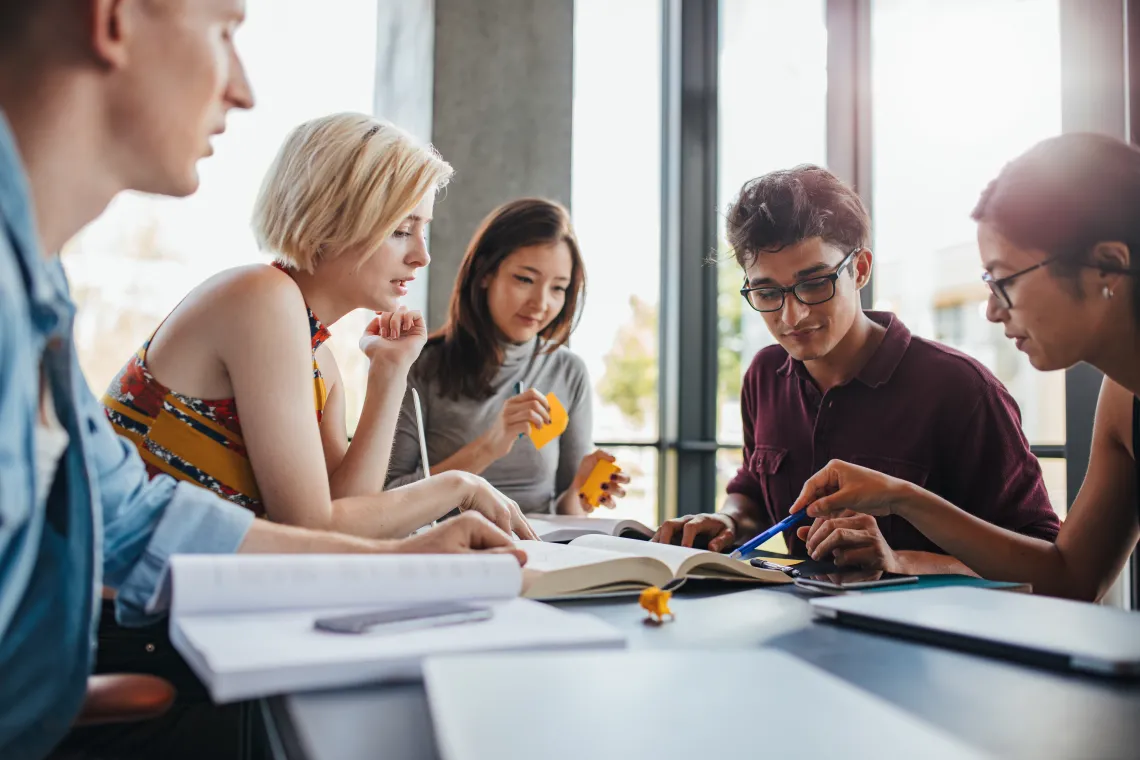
[386,198,630,515]
[652,164,1059,575]
[792,134,1140,601]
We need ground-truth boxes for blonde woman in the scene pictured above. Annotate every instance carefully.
[102,113,537,540]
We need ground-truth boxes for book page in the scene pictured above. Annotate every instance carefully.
[568,535,709,576]
[170,554,523,617]
[528,516,654,541]
[567,535,791,584]
[516,540,634,570]
[515,541,673,598]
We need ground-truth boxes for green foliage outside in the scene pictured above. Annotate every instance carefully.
[597,294,658,429]
[596,249,746,431]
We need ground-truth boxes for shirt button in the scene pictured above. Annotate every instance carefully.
[145,643,156,653]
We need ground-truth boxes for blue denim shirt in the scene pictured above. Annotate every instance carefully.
[0,112,255,759]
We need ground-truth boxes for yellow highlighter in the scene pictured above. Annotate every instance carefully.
[579,460,621,508]
[527,393,569,450]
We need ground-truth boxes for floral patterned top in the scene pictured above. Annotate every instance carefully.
[101,264,330,516]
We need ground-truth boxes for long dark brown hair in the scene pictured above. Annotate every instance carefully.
[428,198,586,400]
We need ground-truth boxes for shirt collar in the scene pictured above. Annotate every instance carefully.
[0,110,70,330]
[774,310,910,388]
[855,311,910,387]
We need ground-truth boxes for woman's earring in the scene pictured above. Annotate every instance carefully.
[1103,286,1114,300]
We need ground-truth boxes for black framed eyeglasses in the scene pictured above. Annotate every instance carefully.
[740,247,860,313]
[981,257,1059,310]
[983,256,1139,309]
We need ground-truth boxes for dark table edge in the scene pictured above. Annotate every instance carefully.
[261,696,307,760]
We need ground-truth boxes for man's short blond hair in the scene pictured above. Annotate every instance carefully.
[253,113,453,272]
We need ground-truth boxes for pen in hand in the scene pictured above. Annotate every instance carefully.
[513,381,525,439]
[728,510,811,560]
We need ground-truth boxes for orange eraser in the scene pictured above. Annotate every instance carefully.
[639,586,673,621]
[528,393,569,450]
[578,460,621,508]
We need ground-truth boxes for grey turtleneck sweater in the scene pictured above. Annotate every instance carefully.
[385,338,594,513]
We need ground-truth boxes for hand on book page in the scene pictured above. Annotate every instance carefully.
[400,512,528,565]
[451,472,540,541]
[651,513,737,553]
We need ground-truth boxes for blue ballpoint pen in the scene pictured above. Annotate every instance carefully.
[513,381,525,439]
[728,510,811,560]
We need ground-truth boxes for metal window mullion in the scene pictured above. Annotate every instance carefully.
[826,0,873,309]
[658,0,683,522]
[668,0,720,517]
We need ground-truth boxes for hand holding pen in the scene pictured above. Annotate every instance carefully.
[728,510,811,560]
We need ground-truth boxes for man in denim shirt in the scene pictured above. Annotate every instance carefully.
[0,3,523,757]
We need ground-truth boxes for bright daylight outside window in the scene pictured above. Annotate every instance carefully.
[571,0,662,526]
[64,0,385,436]
[715,0,828,504]
[871,0,1068,515]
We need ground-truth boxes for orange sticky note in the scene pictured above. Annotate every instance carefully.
[579,460,621,508]
[528,393,568,450]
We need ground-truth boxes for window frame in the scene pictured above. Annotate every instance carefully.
[586,1,1129,608]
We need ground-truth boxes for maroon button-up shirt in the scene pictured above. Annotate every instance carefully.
[726,311,1060,556]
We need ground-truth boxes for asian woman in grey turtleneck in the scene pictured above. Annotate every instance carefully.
[386,198,630,515]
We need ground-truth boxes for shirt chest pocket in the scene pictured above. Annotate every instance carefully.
[749,445,795,519]
[846,454,930,542]
[846,455,929,489]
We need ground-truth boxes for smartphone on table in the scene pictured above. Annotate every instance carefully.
[793,572,918,593]
[314,602,492,635]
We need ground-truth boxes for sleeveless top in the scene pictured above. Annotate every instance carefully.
[101,264,330,517]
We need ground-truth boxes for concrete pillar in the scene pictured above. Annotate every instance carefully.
[373,0,436,315]
[373,0,574,328]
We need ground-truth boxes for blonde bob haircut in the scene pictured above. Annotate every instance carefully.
[253,113,453,273]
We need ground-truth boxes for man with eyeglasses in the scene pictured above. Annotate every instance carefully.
[652,165,1059,575]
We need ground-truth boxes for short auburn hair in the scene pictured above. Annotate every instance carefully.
[725,165,870,268]
[252,113,453,272]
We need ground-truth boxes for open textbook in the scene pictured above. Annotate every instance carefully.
[168,554,625,703]
[527,514,655,542]
[520,535,793,599]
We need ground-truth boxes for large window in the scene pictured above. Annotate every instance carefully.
[715,0,829,515]
[63,0,384,434]
[574,0,1077,527]
[571,0,663,526]
[68,0,1105,534]
[870,0,1067,514]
